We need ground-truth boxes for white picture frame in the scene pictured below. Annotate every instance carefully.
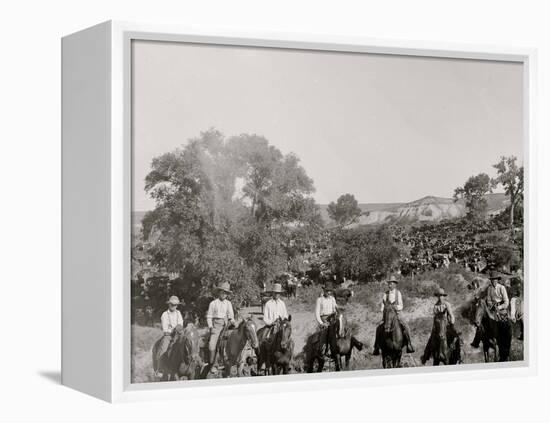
[61,20,537,403]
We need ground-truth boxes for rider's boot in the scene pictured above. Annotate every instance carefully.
[208,348,217,369]
[470,327,481,348]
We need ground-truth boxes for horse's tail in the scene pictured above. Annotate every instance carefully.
[152,339,160,372]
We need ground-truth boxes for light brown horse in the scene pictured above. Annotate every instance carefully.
[152,323,203,381]
[204,318,259,378]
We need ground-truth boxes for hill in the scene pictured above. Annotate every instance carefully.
[319,193,508,226]
[132,193,509,229]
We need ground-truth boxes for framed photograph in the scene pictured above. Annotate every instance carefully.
[62,21,537,402]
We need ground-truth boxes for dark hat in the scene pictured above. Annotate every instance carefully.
[323,282,335,291]
[387,275,399,284]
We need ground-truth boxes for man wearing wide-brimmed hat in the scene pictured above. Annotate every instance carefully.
[314,282,338,356]
[157,295,184,358]
[421,288,457,364]
[471,271,510,348]
[373,275,415,355]
[263,283,289,326]
[315,282,338,327]
[486,271,509,315]
[206,282,236,366]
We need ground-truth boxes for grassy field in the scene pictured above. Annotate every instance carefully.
[131,265,524,382]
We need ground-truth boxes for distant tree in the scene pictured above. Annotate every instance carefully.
[492,156,524,236]
[453,173,492,221]
[327,193,363,227]
[329,226,400,282]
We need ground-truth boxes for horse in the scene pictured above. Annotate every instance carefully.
[473,298,512,362]
[152,322,203,381]
[379,302,404,368]
[326,310,363,371]
[304,312,363,373]
[256,317,294,375]
[203,318,259,378]
[426,311,450,366]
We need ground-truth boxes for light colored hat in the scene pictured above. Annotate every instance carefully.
[434,288,448,297]
[488,271,502,280]
[167,295,180,305]
[271,283,284,293]
[387,275,399,284]
[216,282,232,293]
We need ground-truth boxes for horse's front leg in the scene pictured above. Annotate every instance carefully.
[333,354,341,371]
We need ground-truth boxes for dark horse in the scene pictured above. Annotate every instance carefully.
[257,317,294,375]
[203,318,259,378]
[304,311,363,372]
[379,303,404,368]
[424,312,462,366]
[152,323,203,381]
[473,298,512,362]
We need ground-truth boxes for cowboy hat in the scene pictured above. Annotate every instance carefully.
[271,283,284,294]
[215,282,232,293]
[434,288,448,297]
[166,295,180,305]
[488,271,502,280]
[387,275,399,284]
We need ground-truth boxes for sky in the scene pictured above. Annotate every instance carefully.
[132,40,523,211]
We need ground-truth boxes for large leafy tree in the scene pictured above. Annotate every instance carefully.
[329,226,400,282]
[140,129,321,307]
[327,193,363,227]
[453,173,492,221]
[492,156,524,236]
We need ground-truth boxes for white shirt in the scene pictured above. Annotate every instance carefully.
[381,289,403,312]
[206,298,235,327]
[487,283,510,310]
[263,298,288,325]
[161,309,183,333]
[315,295,337,325]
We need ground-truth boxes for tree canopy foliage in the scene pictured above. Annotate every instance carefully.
[141,129,323,306]
[453,173,492,221]
[327,193,363,227]
[492,156,524,235]
[329,226,400,282]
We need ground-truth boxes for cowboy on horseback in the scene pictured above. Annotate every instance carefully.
[206,282,235,368]
[373,275,415,355]
[421,288,458,364]
[315,282,338,356]
[471,271,509,348]
[263,283,289,336]
[157,295,184,360]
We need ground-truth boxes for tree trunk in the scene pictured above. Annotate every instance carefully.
[509,197,515,238]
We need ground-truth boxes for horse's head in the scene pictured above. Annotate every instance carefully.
[178,323,202,365]
[383,302,397,333]
[241,318,259,349]
[334,310,347,339]
[276,318,293,350]
[474,298,488,327]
